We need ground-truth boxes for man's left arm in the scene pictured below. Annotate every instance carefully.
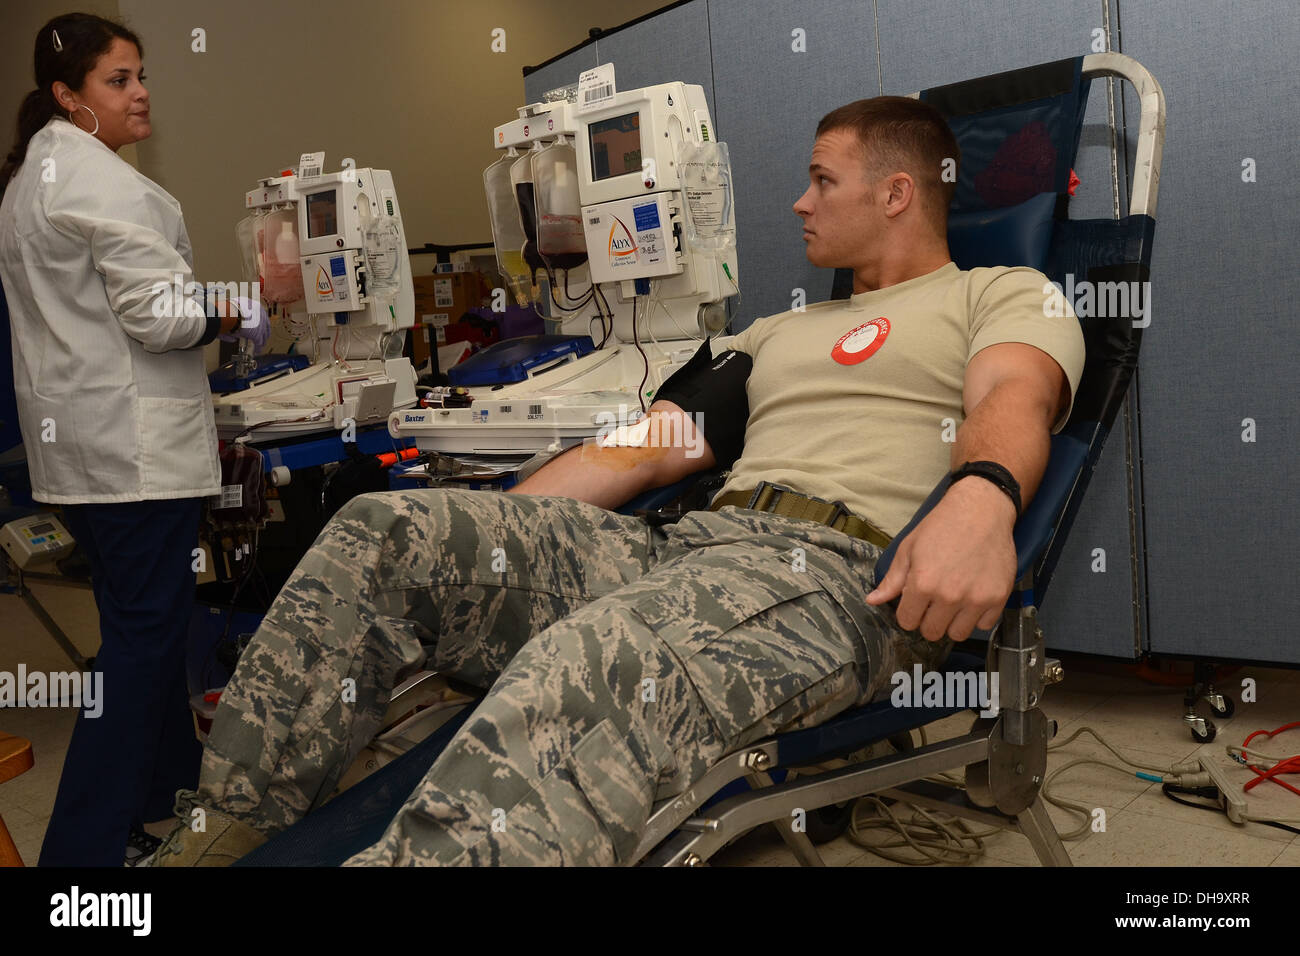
[866,342,1068,642]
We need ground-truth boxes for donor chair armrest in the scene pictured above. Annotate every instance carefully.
[874,428,1094,600]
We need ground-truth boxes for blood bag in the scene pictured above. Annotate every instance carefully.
[261,208,305,304]
[532,137,587,271]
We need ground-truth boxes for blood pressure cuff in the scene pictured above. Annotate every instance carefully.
[652,338,752,469]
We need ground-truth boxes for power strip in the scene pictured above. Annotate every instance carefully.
[1198,756,1248,823]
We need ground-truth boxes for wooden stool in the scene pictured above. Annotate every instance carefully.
[0,732,35,866]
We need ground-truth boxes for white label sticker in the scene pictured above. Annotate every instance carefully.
[577,63,617,114]
[298,151,325,181]
[215,484,243,510]
[685,186,725,227]
[434,278,454,307]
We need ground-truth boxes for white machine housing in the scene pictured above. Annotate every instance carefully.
[390,81,737,456]
[212,163,418,440]
[296,170,410,321]
[1,513,74,569]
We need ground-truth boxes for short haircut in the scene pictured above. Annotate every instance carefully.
[815,96,960,233]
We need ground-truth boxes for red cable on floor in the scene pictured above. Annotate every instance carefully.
[1240,721,1300,797]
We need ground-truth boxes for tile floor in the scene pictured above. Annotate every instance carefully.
[3,580,1298,867]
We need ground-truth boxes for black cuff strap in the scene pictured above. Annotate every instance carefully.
[652,338,751,470]
[191,313,222,349]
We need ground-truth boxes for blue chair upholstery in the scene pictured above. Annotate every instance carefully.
[946,191,1058,272]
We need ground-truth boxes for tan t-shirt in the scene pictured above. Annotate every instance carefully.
[712,261,1085,538]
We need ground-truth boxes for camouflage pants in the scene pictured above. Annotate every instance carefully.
[198,488,950,865]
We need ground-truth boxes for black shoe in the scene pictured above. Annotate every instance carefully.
[124,827,163,867]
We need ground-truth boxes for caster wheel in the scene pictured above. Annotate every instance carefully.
[1191,720,1217,743]
[804,802,854,844]
[1210,696,1235,719]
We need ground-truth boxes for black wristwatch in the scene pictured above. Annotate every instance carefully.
[950,460,1022,518]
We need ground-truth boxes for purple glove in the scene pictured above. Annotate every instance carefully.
[218,297,271,353]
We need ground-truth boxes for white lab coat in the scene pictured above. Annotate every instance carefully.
[0,117,220,503]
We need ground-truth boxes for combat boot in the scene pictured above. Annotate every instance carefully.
[148,790,267,867]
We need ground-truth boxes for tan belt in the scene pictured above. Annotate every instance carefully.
[709,482,893,550]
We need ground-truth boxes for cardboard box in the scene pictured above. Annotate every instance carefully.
[413,273,487,324]
[411,271,490,369]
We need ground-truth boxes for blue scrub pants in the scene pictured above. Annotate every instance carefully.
[38,497,204,867]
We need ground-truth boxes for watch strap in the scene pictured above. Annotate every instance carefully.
[952,460,1022,518]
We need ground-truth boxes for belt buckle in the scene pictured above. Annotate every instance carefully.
[825,498,851,529]
[745,481,788,513]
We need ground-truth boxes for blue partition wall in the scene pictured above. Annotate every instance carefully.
[520,0,1297,662]
[1116,0,1300,661]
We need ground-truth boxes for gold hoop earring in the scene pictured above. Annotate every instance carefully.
[68,104,100,137]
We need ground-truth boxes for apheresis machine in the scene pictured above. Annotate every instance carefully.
[210,153,417,440]
[389,69,739,463]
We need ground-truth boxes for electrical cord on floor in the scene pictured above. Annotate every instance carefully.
[813,728,1003,865]
[1229,722,1300,797]
[1040,725,1300,836]
[832,719,1300,864]
[845,795,1004,865]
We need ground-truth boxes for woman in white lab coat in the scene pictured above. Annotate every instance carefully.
[0,13,268,866]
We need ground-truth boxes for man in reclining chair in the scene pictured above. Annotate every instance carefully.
[155,96,1084,866]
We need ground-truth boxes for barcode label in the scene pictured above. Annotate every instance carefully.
[527,403,543,420]
[500,405,512,414]
[298,151,325,181]
[213,484,242,510]
[577,64,616,114]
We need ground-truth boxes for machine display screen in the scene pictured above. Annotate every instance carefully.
[28,522,54,535]
[306,190,338,238]
[589,112,642,182]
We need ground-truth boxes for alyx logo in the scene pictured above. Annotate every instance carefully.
[607,217,637,260]
[49,886,151,936]
[315,264,334,295]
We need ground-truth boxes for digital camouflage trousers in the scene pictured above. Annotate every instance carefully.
[197,488,950,865]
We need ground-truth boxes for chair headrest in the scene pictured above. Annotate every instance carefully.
[947,192,1057,272]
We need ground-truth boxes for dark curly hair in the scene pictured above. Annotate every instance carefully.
[1,12,143,195]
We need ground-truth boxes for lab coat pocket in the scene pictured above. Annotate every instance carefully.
[30,389,140,500]
[137,395,220,496]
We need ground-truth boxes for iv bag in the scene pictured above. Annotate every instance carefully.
[235,213,261,285]
[677,140,737,255]
[532,137,587,270]
[362,216,402,301]
[510,146,542,248]
[506,145,548,301]
[484,150,531,304]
